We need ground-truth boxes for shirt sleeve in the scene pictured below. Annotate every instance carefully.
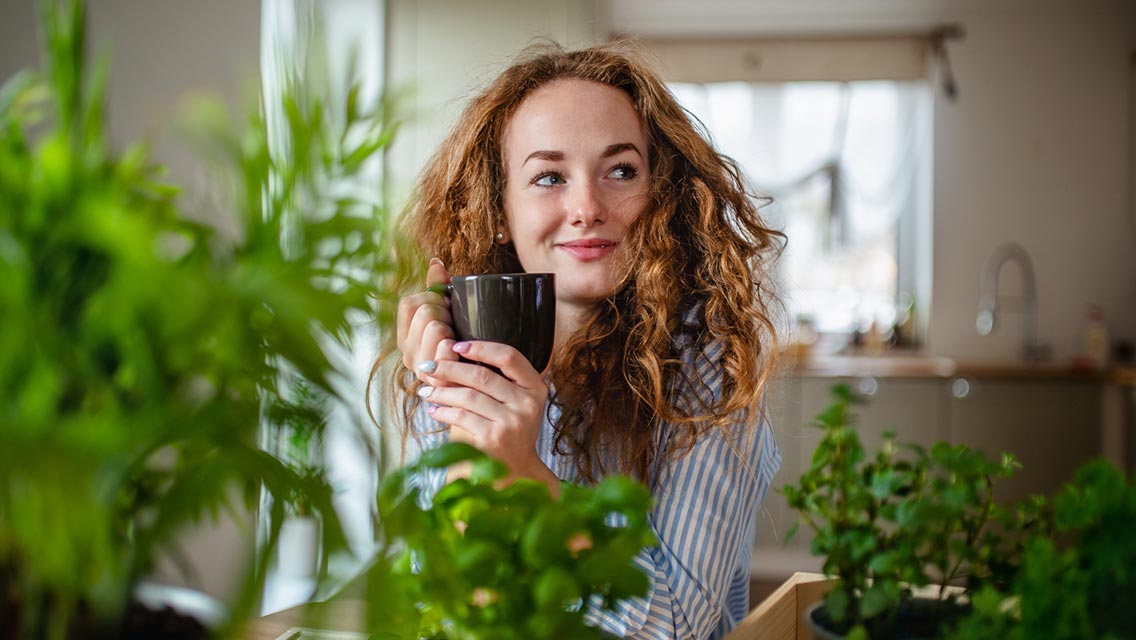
[585,345,781,639]
[405,401,450,510]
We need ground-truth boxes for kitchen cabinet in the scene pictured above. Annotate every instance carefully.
[947,378,1101,503]
[753,365,1105,579]
[756,376,947,552]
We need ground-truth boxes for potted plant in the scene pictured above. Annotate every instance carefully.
[271,379,335,581]
[368,442,658,640]
[782,385,1031,639]
[0,0,396,636]
[948,459,1136,639]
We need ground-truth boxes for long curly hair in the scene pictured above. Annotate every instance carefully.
[371,39,783,487]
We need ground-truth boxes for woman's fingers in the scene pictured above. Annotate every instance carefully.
[395,257,453,368]
[402,304,452,367]
[419,382,503,426]
[424,257,451,290]
[450,341,544,388]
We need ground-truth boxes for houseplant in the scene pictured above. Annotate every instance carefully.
[782,385,1029,639]
[371,442,658,640]
[948,459,1136,640]
[0,0,396,636]
[271,379,334,580]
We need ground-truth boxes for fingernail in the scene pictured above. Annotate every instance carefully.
[452,342,471,354]
[426,405,438,415]
[430,257,444,268]
[416,360,438,374]
[417,385,434,398]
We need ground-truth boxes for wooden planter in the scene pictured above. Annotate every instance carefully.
[726,573,835,640]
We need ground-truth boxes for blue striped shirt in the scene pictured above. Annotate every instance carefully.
[408,321,780,639]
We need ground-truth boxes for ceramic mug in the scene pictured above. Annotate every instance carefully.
[433,273,556,373]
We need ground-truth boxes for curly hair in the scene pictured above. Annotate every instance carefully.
[370,39,783,487]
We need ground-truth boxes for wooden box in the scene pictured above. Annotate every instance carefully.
[725,573,834,640]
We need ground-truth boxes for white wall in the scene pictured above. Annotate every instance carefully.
[604,0,1136,364]
[384,0,604,204]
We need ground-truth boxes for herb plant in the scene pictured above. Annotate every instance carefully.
[949,460,1136,640]
[783,385,1023,639]
[373,442,658,640]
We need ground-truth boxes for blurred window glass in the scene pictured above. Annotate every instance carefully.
[670,80,933,337]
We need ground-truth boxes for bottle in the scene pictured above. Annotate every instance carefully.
[865,319,885,356]
[894,291,917,348]
[1084,304,1109,370]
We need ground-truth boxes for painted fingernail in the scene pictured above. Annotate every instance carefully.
[416,360,438,374]
[452,341,471,354]
[426,405,438,415]
[417,385,435,398]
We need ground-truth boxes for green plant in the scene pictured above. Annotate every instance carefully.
[0,0,396,637]
[371,442,658,640]
[949,460,1136,640]
[782,385,1025,639]
[272,378,333,519]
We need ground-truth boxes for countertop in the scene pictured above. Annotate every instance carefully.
[783,352,1129,383]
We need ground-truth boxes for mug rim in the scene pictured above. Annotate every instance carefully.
[450,272,554,281]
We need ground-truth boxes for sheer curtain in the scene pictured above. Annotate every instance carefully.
[671,79,933,335]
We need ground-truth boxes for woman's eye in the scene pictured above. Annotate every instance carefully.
[532,172,565,187]
[609,164,638,180]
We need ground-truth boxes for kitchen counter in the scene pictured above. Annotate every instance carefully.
[783,352,1112,382]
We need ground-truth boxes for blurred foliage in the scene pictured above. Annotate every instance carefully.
[0,0,397,637]
[782,385,1032,639]
[270,379,332,519]
[948,460,1136,640]
[373,442,657,640]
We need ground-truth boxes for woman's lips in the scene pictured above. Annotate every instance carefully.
[556,240,618,261]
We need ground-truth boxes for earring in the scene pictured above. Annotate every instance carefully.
[495,231,505,241]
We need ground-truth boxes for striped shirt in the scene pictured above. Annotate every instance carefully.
[408,316,780,639]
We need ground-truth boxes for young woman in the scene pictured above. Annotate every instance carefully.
[378,41,783,639]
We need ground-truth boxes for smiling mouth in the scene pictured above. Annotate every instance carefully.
[559,240,617,249]
[557,240,619,261]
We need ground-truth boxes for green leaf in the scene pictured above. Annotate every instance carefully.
[859,579,900,619]
[419,441,486,469]
[593,475,652,513]
[533,566,581,610]
[826,586,850,622]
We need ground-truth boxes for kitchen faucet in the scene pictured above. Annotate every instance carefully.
[976,242,1052,362]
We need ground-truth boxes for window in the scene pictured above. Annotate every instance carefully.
[670,79,933,338]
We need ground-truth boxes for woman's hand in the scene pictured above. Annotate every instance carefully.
[417,340,558,491]
[396,258,458,386]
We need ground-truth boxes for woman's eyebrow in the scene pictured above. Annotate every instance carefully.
[523,143,642,166]
[602,142,642,159]
[523,150,563,165]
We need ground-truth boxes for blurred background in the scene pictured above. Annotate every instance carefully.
[2,0,1133,614]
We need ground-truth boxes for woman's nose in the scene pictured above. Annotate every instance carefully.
[569,183,605,227]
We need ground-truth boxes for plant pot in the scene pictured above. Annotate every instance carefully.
[122,581,227,639]
[277,516,322,579]
[805,597,972,640]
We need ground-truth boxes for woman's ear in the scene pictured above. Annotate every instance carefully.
[495,225,511,244]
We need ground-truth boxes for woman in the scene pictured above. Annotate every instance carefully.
[377,40,783,639]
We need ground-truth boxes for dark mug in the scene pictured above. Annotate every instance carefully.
[439,273,555,373]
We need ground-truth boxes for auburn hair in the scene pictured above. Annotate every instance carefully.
[370,39,783,486]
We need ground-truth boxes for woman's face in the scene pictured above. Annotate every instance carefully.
[501,78,650,310]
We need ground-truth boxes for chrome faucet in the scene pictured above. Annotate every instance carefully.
[976,242,1052,362]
